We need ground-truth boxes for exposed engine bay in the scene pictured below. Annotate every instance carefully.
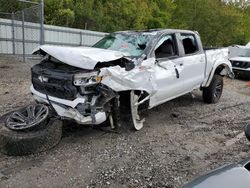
[31,55,123,125]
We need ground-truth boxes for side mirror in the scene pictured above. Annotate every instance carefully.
[244,123,250,141]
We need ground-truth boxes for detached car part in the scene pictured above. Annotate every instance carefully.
[5,104,49,131]
[0,104,62,156]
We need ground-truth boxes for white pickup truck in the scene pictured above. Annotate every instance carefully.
[29,29,233,131]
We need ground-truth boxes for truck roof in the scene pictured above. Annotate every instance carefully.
[115,29,198,36]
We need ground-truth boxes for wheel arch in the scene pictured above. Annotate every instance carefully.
[118,90,150,109]
[203,60,234,88]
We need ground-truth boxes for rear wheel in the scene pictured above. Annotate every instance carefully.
[245,123,250,142]
[203,75,223,104]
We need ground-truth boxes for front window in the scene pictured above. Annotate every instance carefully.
[93,33,154,57]
[154,34,177,59]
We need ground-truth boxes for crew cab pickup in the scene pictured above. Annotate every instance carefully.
[31,29,233,130]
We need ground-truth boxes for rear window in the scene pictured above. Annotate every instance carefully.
[181,34,198,55]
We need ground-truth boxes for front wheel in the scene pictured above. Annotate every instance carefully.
[202,75,223,104]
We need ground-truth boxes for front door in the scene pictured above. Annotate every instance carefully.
[149,34,184,107]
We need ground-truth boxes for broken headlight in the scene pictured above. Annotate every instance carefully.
[73,71,101,86]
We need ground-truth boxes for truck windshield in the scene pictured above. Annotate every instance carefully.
[93,33,153,56]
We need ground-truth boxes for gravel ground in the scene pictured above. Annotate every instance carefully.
[0,56,250,188]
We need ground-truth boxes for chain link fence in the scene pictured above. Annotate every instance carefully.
[0,12,14,55]
[0,2,43,62]
[13,4,42,60]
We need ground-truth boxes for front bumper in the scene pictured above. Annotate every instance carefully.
[30,85,107,125]
[232,68,250,79]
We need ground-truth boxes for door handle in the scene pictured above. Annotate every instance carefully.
[174,66,180,79]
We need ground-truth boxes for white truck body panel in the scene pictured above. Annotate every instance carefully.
[202,48,233,87]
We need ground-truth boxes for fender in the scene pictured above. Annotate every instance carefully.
[99,57,157,95]
[202,58,234,87]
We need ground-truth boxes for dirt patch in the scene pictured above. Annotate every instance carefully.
[0,56,250,188]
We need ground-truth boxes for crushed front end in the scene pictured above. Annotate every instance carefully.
[31,59,118,125]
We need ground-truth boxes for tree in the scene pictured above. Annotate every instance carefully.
[170,0,246,46]
[97,0,152,32]
[45,0,75,27]
[147,0,176,29]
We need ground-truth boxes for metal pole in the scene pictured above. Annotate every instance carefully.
[21,10,25,63]
[40,0,44,45]
[11,12,15,55]
[79,31,82,46]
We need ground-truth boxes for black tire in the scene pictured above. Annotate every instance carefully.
[0,119,62,156]
[245,123,250,142]
[203,75,223,104]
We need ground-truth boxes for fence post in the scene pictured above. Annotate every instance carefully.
[11,12,15,55]
[40,0,45,45]
[79,31,82,46]
[21,10,25,63]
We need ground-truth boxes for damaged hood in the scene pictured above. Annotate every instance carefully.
[32,45,125,70]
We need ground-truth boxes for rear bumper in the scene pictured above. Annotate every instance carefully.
[30,85,107,125]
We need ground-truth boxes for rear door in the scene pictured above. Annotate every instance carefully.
[175,33,206,92]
